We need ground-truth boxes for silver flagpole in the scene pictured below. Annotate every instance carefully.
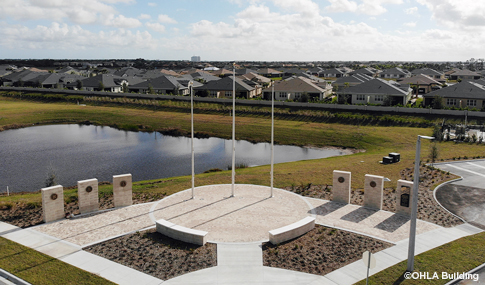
[190,81,195,199]
[231,63,236,197]
[270,81,274,197]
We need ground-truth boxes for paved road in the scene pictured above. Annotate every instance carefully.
[434,160,485,229]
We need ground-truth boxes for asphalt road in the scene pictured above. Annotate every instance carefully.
[434,160,485,230]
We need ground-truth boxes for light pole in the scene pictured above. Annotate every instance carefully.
[407,135,434,272]
[270,81,274,198]
[231,62,236,197]
[190,81,195,199]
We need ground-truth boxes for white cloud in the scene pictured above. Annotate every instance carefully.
[417,0,485,28]
[0,22,158,51]
[405,7,418,14]
[157,14,177,24]
[148,2,157,7]
[103,14,142,28]
[403,21,416,27]
[139,14,151,20]
[146,22,166,33]
[325,0,403,15]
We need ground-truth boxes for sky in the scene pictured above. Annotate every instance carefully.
[0,0,484,62]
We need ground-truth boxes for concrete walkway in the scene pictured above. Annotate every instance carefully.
[0,222,163,285]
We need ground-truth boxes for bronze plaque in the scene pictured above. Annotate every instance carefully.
[370,181,377,187]
[338,177,345,183]
[120,181,127,187]
[86,186,93,193]
[50,193,58,200]
[400,193,410,207]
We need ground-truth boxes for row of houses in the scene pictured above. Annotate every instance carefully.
[2,64,485,108]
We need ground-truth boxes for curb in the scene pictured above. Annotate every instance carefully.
[0,269,32,285]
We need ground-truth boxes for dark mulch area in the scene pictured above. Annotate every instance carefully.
[0,189,165,228]
[84,228,217,280]
[284,165,463,227]
[263,224,393,275]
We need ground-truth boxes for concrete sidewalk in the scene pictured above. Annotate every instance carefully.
[0,222,163,285]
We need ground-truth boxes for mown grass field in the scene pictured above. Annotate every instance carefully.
[0,237,115,285]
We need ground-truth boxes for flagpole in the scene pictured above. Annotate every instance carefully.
[190,81,195,199]
[270,81,274,197]
[231,62,236,197]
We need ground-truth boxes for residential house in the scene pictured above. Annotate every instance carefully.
[262,76,332,101]
[320,68,348,78]
[444,68,462,79]
[182,72,221,83]
[423,81,485,109]
[349,68,378,77]
[397,74,442,94]
[114,67,144,77]
[1,69,49,87]
[193,76,256,99]
[209,68,234,77]
[24,73,85,89]
[307,67,323,76]
[235,69,258,76]
[66,74,142,92]
[335,78,412,105]
[449,69,481,81]
[128,75,198,95]
[281,68,306,77]
[332,74,373,90]
[256,68,283,78]
[238,72,271,88]
[379,67,411,79]
[410,68,445,82]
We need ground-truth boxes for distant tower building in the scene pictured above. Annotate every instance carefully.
[191,56,201,62]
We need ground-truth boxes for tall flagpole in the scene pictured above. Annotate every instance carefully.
[231,62,236,197]
[190,81,195,199]
[270,81,275,197]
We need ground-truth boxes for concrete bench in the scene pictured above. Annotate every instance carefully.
[269,216,315,244]
[155,219,208,246]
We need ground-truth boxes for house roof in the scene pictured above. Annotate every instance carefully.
[335,78,410,96]
[423,81,485,99]
[238,72,271,83]
[380,67,410,75]
[74,74,127,88]
[321,68,346,75]
[209,68,233,76]
[333,74,373,85]
[397,74,441,85]
[257,68,282,75]
[444,68,461,75]
[349,68,376,76]
[128,75,186,90]
[411,68,443,76]
[263,76,327,93]
[450,69,481,76]
[1,69,49,82]
[185,72,221,82]
[193,76,255,91]
[114,67,143,77]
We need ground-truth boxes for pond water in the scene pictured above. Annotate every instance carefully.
[0,124,350,193]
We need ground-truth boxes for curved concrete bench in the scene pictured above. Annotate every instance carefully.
[156,219,208,246]
[269,217,315,244]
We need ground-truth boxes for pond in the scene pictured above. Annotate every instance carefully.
[0,124,351,193]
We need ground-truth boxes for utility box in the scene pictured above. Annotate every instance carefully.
[389,153,401,163]
[382,156,393,164]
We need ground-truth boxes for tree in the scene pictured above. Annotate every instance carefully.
[76,80,83,90]
[432,95,443,109]
[382,95,392,106]
[122,82,128,93]
[98,81,105,91]
[429,143,439,167]
[148,84,154,94]
[299,92,309,103]
[432,125,443,142]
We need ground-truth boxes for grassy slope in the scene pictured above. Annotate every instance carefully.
[1,96,485,200]
[0,237,115,285]
[355,232,485,285]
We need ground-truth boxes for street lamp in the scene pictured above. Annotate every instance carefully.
[407,135,434,272]
[270,81,274,198]
[190,81,195,199]
[231,62,236,197]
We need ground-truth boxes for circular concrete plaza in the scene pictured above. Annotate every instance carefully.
[150,184,313,243]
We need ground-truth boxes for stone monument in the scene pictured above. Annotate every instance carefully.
[41,185,64,223]
[113,174,133,207]
[77,178,99,214]
[332,170,351,204]
[363,174,384,210]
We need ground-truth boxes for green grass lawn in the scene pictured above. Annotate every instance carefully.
[0,237,115,285]
[356,232,485,285]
